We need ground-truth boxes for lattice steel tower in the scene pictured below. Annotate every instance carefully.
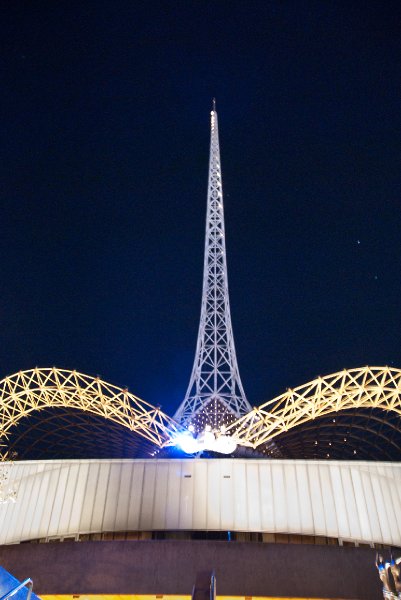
[174,102,252,430]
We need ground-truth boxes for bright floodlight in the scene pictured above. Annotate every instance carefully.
[213,434,237,455]
[175,432,199,454]
[174,428,237,455]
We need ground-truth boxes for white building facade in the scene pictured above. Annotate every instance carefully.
[0,457,399,548]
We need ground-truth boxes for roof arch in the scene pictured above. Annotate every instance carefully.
[0,367,178,458]
[228,366,401,449]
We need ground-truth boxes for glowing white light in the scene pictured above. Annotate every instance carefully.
[197,428,215,450]
[213,434,237,454]
[174,432,199,454]
[174,426,238,455]
[174,425,237,454]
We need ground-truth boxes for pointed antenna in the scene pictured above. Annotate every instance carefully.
[174,103,251,429]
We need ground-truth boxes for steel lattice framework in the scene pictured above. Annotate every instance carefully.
[1,366,401,457]
[0,367,179,458]
[225,366,401,449]
[174,102,252,428]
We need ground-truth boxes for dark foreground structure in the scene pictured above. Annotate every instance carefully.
[0,540,383,600]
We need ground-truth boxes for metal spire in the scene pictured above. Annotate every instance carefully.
[174,104,252,430]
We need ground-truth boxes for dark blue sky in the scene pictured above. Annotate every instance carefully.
[1,1,401,416]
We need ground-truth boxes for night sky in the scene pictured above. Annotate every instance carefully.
[1,1,401,418]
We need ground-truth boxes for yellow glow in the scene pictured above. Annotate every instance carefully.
[0,368,179,459]
[1,365,399,457]
[225,366,401,448]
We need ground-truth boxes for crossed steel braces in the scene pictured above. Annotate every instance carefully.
[0,366,400,456]
[225,365,401,448]
[0,367,179,459]
[174,103,252,428]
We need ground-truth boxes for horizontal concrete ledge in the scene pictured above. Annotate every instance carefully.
[0,540,382,600]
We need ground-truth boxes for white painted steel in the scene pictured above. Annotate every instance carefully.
[174,106,252,427]
[1,458,401,546]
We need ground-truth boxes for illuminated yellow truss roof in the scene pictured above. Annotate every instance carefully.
[226,365,401,449]
[0,368,179,458]
[0,365,401,458]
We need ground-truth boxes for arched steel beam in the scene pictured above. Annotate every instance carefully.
[226,366,401,449]
[0,367,180,457]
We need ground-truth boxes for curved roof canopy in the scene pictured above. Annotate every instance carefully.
[1,366,401,461]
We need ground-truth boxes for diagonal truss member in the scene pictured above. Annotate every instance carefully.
[0,366,401,455]
[174,103,252,429]
[225,366,401,448]
[0,367,179,458]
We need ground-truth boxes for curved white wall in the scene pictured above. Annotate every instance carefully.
[0,458,400,546]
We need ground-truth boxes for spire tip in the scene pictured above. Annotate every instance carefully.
[212,98,216,112]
